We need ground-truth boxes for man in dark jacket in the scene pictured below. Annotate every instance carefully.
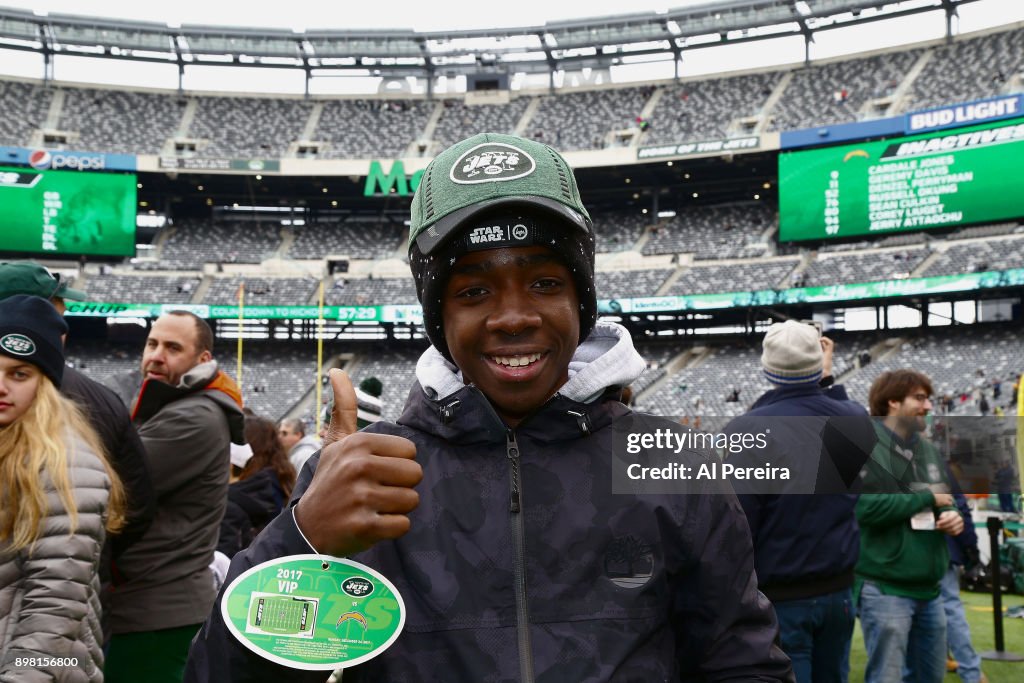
[724,321,875,683]
[0,261,156,642]
[106,311,245,683]
[185,133,793,682]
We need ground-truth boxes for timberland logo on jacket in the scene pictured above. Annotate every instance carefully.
[603,535,654,589]
[0,333,35,356]
[450,143,535,184]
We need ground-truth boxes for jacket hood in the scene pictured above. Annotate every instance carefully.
[132,360,246,443]
[416,320,645,404]
[400,321,643,443]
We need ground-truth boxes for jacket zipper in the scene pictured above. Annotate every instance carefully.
[506,430,535,683]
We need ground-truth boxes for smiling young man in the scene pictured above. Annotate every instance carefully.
[856,370,964,683]
[186,133,792,682]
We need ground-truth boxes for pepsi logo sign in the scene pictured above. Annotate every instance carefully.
[28,149,107,171]
[28,149,51,170]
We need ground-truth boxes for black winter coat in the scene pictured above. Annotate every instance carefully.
[62,365,156,558]
[217,469,286,558]
[186,382,793,683]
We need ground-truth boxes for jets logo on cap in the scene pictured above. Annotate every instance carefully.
[450,143,536,185]
[0,333,36,356]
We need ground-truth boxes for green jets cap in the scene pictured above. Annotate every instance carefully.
[0,261,87,302]
[408,132,592,255]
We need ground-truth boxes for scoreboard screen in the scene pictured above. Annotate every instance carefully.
[0,166,137,257]
[778,118,1024,242]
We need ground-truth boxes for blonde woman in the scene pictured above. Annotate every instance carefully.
[0,295,124,682]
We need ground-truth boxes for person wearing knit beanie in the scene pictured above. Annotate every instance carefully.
[355,376,384,428]
[728,320,875,682]
[761,320,824,386]
[0,294,69,389]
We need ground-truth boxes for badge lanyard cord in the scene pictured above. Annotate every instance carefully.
[291,507,332,571]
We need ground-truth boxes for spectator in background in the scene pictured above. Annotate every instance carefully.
[0,295,125,681]
[105,311,245,683]
[355,376,384,428]
[278,417,320,473]
[725,322,875,683]
[994,460,1017,513]
[857,370,964,683]
[0,261,155,645]
[241,414,296,508]
[941,480,988,683]
[218,416,296,559]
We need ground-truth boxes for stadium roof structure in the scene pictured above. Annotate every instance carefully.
[0,0,982,93]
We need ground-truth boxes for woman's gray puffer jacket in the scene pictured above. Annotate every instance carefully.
[0,434,113,682]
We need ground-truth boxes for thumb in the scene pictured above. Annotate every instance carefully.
[324,368,359,447]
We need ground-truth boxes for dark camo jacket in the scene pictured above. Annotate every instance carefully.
[186,383,793,683]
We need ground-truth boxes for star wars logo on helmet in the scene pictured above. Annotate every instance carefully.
[468,223,529,245]
[450,143,536,184]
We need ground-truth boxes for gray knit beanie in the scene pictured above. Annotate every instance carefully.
[761,320,823,385]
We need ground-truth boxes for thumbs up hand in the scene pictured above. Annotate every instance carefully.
[295,369,421,557]
[321,368,360,447]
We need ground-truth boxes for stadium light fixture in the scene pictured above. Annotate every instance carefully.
[136,215,167,228]
[224,205,302,212]
[657,210,676,218]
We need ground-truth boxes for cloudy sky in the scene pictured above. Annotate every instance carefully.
[4,0,697,31]
[1,0,1020,92]
[4,0,1021,33]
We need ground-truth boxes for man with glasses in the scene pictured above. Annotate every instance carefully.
[857,370,964,683]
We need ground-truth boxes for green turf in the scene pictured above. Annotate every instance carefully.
[847,589,1024,683]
